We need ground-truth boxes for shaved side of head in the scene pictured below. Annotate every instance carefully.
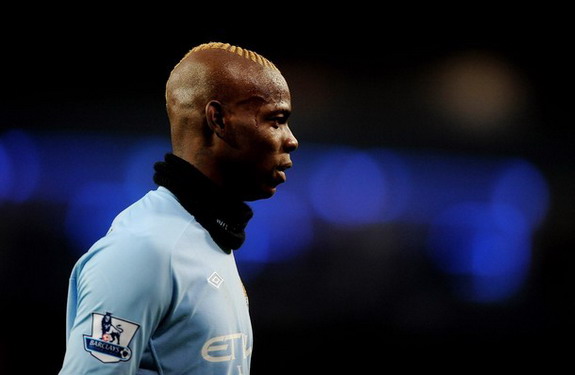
[165,42,286,158]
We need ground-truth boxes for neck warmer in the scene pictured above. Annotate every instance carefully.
[153,153,253,253]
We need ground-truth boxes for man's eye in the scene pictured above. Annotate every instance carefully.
[271,117,287,125]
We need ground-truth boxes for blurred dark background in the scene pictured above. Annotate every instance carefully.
[1,13,573,374]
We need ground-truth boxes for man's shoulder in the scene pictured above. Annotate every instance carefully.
[113,187,193,236]
[77,188,196,268]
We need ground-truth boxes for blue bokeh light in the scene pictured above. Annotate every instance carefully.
[427,202,532,302]
[0,139,12,200]
[0,130,40,202]
[237,212,271,265]
[65,182,134,254]
[34,132,126,203]
[400,152,498,223]
[123,137,171,201]
[240,190,313,263]
[309,148,386,226]
[491,160,550,228]
[368,149,412,222]
[2,129,551,303]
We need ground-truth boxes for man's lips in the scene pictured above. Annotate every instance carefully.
[274,162,292,184]
[276,162,293,172]
[276,170,286,183]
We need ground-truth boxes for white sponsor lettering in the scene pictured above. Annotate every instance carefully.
[201,333,252,363]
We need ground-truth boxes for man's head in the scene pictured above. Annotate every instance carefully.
[165,42,298,201]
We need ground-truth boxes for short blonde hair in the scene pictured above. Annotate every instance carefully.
[178,42,279,72]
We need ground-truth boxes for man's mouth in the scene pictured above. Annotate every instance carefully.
[276,162,292,172]
[274,162,292,184]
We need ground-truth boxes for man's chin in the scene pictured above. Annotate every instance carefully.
[242,185,277,202]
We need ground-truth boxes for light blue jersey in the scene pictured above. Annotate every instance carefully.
[59,187,253,375]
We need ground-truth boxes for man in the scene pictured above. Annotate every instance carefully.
[59,42,298,374]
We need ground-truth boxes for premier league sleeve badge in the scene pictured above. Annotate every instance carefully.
[83,312,140,363]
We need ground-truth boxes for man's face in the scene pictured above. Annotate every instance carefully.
[221,76,298,201]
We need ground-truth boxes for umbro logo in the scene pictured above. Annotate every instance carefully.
[207,272,224,289]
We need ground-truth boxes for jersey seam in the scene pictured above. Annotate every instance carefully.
[147,338,165,375]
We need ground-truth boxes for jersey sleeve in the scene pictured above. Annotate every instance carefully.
[59,234,173,375]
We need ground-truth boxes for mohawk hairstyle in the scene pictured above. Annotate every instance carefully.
[177,42,279,72]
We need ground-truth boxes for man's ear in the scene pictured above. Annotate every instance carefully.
[205,100,225,138]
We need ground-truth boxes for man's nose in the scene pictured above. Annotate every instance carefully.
[283,125,298,153]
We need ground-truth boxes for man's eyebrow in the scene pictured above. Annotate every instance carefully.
[236,95,267,107]
[236,96,291,116]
